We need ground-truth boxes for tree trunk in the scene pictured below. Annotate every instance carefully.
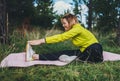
[88,0,92,30]
[116,17,120,46]
[0,0,8,44]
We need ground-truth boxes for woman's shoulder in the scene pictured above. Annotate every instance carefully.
[73,23,84,30]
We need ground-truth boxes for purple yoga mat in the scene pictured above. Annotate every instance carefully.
[0,52,68,67]
[103,51,120,61]
[0,51,120,67]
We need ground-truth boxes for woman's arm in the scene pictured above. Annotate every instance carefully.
[28,38,45,45]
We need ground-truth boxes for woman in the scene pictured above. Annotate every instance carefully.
[28,13,103,63]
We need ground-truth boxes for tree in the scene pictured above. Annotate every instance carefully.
[6,0,35,25]
[0,0,8,44]
[6,0,36,36]
[73,0,89,28]
[87,0,92,30]
[82,0,93,30]
[93,0,119,32]
[92,0,120,45]
[116,17,120,46]
[32,0,55,28]
[73,0,93,29]
[73,0,80,15]
[73,0,82,23]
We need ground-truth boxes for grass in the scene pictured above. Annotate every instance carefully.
[0,27,120,81]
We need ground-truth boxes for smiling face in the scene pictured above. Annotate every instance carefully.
[61,18,71,31]
[61,13,79,31]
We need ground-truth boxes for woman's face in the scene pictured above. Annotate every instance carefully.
[61,18,71,31]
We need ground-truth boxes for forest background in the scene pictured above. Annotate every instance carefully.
[0,0,120,81]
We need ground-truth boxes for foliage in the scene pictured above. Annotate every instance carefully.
[93,0,120,32]
[31,0,55,28]
[6,0,56,28]
[6,0,35,25]
[73,0,85,24]
[6,0,120,31]
[73,0,81,15]
[73,0,93,29]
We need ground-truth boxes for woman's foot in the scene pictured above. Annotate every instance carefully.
[32,54,39,60]
[59,55,77,63]
[26,43,35,61]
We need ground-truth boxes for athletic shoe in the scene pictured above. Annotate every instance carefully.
[25,43,35,61]
[59,54,77,63]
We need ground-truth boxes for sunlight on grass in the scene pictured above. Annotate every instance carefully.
[45,28,63,37]
[26,31,42,40]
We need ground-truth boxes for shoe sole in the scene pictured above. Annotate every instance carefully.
[25,43,34,62]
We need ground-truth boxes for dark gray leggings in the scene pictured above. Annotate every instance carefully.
[39,43,103,63]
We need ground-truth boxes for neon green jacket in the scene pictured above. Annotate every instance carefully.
[45,24,98,52]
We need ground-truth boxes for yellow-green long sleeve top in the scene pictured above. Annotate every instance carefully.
[45,24,99,52]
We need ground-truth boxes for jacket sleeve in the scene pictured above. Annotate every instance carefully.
[45,26,81,43]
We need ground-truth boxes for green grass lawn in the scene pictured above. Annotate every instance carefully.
[0,28,120,81]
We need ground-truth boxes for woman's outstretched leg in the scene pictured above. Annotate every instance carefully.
[33,50,81,60]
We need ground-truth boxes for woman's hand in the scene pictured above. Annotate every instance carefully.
[28,38,45,45]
